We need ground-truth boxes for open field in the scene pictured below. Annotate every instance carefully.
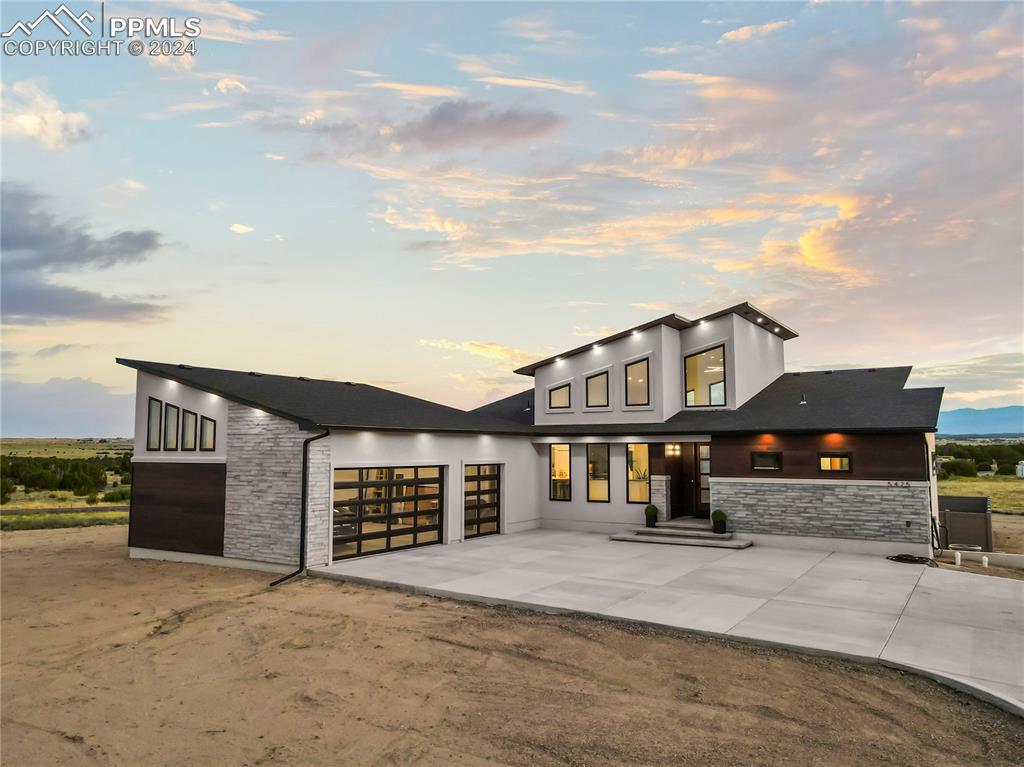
[993,514,1024,554]
[0,511,128,532]
[2,527,1021,766]
[1,438,133,459]
[940,476,1024,513]
[1,488,130,511]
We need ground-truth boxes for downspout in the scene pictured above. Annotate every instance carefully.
[270,427,331,587]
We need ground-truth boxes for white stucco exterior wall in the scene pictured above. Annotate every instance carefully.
[132,370,228,463]
[326,431,542,553]
[532,325,673,425]
[729,314,785,408]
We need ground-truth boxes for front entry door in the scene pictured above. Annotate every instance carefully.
[670,443,711,518]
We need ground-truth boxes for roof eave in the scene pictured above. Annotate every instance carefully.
[116,358,320,431]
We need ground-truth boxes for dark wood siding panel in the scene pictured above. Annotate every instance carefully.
[129,462,226,556]
[711,433,929,481]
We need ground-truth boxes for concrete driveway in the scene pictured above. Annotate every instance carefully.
[310,529,1024,715]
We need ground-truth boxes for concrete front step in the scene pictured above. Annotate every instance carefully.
[632,526,733,540]
[658,518,713,530]
[610,533,752,549]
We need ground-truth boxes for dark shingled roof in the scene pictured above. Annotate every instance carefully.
[119,359,942,436]
[474,367,943,435]
[116,359,530,433]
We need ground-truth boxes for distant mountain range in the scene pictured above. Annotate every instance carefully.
[937,406,1024,436]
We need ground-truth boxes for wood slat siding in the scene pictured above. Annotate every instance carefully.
[129,462,227,556]
[711,432,929,481]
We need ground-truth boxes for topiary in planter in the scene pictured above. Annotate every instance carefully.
[644,504,659,528]
[711,509,728,534]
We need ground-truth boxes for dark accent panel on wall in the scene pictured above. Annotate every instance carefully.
[711,432,928,481]
[129,462,226,556]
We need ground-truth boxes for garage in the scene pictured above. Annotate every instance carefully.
[464,464,501,539]
[332,466,443,560]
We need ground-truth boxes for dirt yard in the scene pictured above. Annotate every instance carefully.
[2,527,1021,766]
[994,513,1024,553]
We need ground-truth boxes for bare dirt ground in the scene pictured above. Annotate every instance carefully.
[3,527,1022,767]
[993,513,1024,553]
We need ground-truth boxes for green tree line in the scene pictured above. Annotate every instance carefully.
[938,442,1024,477]
[0,453,132,503]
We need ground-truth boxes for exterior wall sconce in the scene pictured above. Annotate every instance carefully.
[665,443,682,456]
[799,394,807,405]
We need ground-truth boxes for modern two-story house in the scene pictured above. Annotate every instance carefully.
[118,302,943,575]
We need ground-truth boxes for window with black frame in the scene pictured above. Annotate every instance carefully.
[587,444,610,501]
[550,444,571,500]
[332,466,444,560]
[146,397,162,451]
[464,464,500,538]
[163,403,179,450]
[685,345,726,407]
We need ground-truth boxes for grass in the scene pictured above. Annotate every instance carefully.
[938,475,1024,513]
[1,438,133,459]
[0,511,129,532]
[2,488,130,510]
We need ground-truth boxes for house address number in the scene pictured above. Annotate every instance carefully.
[887,481,912,487]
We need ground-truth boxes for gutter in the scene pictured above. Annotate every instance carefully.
[270,427,331,587]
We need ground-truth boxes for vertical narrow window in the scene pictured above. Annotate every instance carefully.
[548,383,571,409]
[181,410,198,451]
[146,397,162,451]
[587,444,610,502]
[586,371,609,408]
[199,416,216,451]
[163,404,179,451]
[684,345,726,407]
[624,358,650,406]
[626,444,650,503]
[550,444,571,501]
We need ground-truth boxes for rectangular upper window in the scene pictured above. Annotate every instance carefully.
[181,410,198,451]
[586,371,609,408]
[550,444,571,501]
[819,453,851,472]
[626,443,650,503]
[146,397,162,451]
[163,404,179,451]
[751,452,782,471]
[548,383,571,409]
[199,416,216,451]
[587,444,610,502]
[624,358,650,407]
[685,345,726,407]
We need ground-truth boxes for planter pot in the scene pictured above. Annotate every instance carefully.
[712,519,727,534]
[645,516,657,529]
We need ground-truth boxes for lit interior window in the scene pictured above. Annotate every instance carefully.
[626,443,650,503]
[684,346,726,407]
[548,383,571,409]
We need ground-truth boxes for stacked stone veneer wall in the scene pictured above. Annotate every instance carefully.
[304,438,332,567]
[710,478,932,544]
[224,402,331,565]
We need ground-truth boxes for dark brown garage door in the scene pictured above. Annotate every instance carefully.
[332,466,443,561]
[464,464,500,539]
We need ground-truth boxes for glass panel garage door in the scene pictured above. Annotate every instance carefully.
[464,464,500,539]
[332,466,443,561]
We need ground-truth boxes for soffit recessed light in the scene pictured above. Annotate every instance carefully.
[756,318,764,323]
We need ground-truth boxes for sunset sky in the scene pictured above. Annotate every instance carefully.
[1,1,1022,436]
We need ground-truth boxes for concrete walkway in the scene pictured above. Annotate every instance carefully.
[310,530,1024,715]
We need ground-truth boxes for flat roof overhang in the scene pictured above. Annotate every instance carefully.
[514,302,798,376]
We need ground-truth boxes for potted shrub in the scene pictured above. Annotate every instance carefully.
[711,509,728,534]
[644,504,659,528]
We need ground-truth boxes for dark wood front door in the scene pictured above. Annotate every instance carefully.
[667,442,712,518]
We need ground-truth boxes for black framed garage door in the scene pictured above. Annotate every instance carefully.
[464,464,500,539]
[332,466,443,561]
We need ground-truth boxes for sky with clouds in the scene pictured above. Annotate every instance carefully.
[1,1,1021,436]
